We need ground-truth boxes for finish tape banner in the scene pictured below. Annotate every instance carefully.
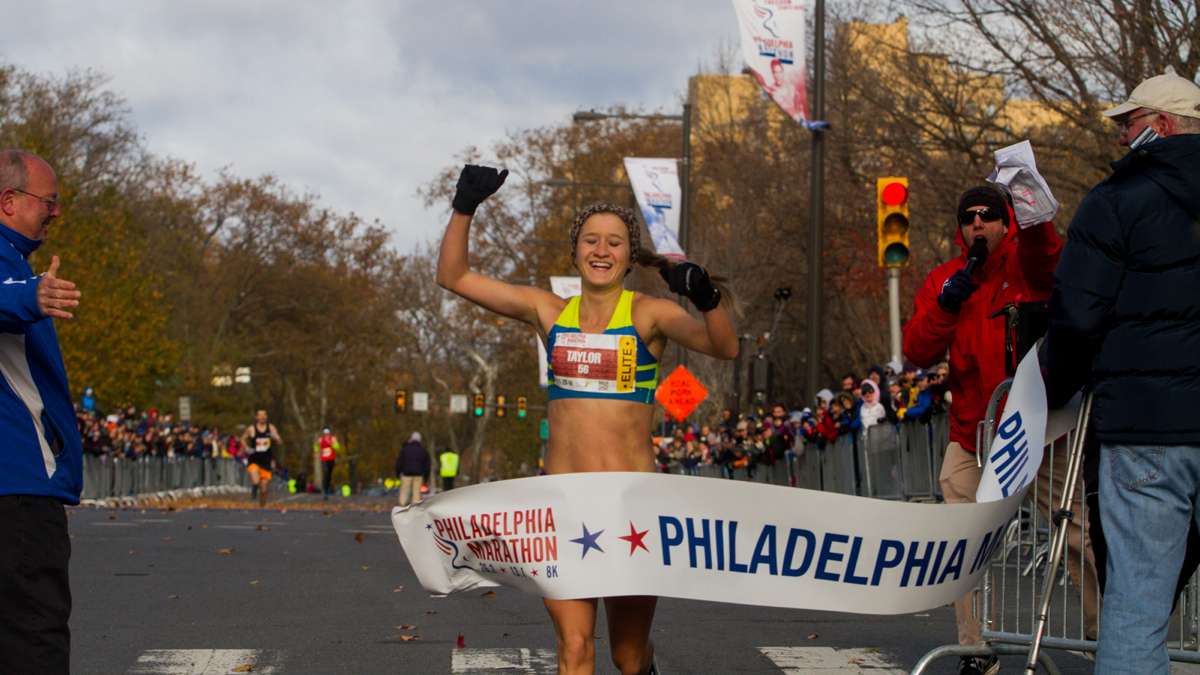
[393,351,1051,614]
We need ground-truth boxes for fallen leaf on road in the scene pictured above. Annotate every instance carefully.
[424,610,437,615]
[481,591,497,598]
[256,525,269,532]
[168,595,179,600]
[249,580,260,586]
[200,524,208,529]
[107,514,117,521]
[392,586,404,593]
[398,624,417,630]
[217,548,234,555]
[848,658,865,665]
[232,665,254,673]
[128,549,137,555]
[360,565,370,571]
[807,633,819,640]
[502,632,510,637]
[354,532,365,544]
[457,633,465,648]
[398,635,419,642]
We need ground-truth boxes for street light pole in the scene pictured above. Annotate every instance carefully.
[805,0,827,403]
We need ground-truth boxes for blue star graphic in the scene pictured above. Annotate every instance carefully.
[570,523,605,559]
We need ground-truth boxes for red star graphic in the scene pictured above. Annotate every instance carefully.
[531,569,538,576]
[618,521,650,556]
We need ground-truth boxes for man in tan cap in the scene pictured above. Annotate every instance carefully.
[1104,66,1200,147]
[1043,67,1200,672]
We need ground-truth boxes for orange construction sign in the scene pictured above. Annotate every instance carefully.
[655,365,708,422]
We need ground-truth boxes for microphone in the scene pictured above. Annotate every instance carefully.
[964,237,989,277]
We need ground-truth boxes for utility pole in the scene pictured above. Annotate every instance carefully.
[805,0,827,402]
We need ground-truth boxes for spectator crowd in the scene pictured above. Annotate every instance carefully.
[652,361,951,478]
[76,389,249,461]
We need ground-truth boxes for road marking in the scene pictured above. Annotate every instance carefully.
[213,525,258,530]
[340,529,392,535]
[136,518,174,523]
[759,647,905,673]
[93,522,138,527]
[451,647,557,673]
[128,649,280,674]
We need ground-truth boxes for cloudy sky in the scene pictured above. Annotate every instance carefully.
[6,2,740,251]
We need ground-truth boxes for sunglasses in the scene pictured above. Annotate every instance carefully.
[958,207,1000,225]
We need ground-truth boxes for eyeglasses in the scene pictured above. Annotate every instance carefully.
[958,207,999,225]
[1117,110,1159,131]
[8,188,58,210]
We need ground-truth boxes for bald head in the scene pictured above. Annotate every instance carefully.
[0,150,59,240]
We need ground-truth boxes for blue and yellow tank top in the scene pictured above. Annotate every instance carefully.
[546,290,659,404]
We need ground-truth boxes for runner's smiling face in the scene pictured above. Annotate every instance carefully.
[574,213,630,286]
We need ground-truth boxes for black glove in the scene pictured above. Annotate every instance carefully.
[937,269,978,314]
[660,262,722,312]
[452,164,508,215]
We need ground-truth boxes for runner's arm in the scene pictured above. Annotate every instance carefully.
[649,297,738,360]
[437,210,559,326]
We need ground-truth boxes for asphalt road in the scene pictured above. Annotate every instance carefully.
[69,498,1106,674]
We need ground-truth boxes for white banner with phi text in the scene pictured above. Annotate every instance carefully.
[623,158,685,258]
[396,350,1052,614]
[537,276,581,388]
[733,0,809,124]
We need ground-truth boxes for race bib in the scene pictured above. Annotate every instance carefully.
[256,437,272,452]
[551,332,637,394]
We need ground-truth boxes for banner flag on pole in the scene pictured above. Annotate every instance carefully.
[395,349,1062,615]
[537,276,581,387]
[623,158,685,258]
[732,0,810,124]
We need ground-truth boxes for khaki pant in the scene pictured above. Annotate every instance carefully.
[398,475,423,507]
[940,441,1100,645]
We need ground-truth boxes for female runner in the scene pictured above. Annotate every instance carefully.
[436,165,738,675]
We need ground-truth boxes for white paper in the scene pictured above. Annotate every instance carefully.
[987,140,1059,228]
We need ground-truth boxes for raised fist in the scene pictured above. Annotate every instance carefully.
[452,164,508,215]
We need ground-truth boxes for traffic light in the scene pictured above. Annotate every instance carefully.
[473,392,485,417]
[394,388,406,412]
[517,396,527,419]
[876,177,910,268]
[495,394,506,418]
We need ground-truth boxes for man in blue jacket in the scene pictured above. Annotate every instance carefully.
[0,149,82,674]
[1043,69,1200,673]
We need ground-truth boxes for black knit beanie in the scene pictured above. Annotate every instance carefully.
[957,185,1010,227]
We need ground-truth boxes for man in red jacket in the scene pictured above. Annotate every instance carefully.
[904,184,1071,675]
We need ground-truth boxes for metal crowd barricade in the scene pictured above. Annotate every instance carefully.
[820,435,858,496]
[899,421,936,500]
[791,443,823,491]
[929,414,950,498]
[859,424,904,499]
[911,385,1200,673]
[81,455,250,499]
